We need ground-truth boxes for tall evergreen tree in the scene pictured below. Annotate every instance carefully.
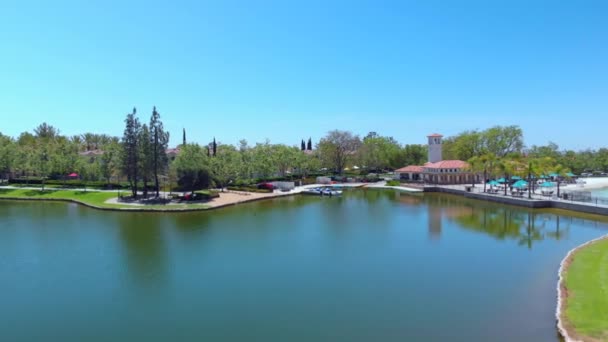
[139,124,152,197]
[301,139,305,151]
[213,137,217,157]
[307,137,312,151]
[183,128,186,146]
[150,107,169,197]
[121,108,141,197]
[207,146,210,157]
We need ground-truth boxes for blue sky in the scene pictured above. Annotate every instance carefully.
[1,0,607,149]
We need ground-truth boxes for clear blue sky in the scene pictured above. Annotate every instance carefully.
[1,0,607,150]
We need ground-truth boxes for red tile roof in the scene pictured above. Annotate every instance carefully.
[427,133,443,137]
[396,165,424,173]
[424,160,468,169]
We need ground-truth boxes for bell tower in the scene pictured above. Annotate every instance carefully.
[427,133,443,163]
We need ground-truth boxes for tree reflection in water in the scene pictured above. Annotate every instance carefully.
[416,194,608,249]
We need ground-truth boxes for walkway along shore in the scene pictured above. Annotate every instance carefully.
[556,234,608,342]
[424,186,608,216]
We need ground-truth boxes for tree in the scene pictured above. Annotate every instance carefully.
[468,153,497,192]
[210,145,242,189]
[100,140,119,186]
[307,138,312,151]
[150,107,169,197]
[318,130,361,174]
[301,139,305,151]
[359,133,401,171]
[212,137,217,157]
[0,134,14,181]
[121,108,141,197]
[443,126,524,160]
[496,156,518,196]
[34,122,59,140]
[183,128,186,146]
[172,144,211,193]
[139,124,153,197]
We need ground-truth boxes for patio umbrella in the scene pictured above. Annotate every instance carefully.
[511,176,522,181]
[512,180,528,189]
[566,172,576,177]
[488,180,499,186]
[540,181,555,188]
[496,177,506,183]
[549,173,559,178]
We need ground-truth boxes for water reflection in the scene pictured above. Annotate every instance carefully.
[117,213,167,288]
[421,194,608,248]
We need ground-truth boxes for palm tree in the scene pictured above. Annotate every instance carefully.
[496,156,517,196]
[468,153,497,192]
[553,164,571,198]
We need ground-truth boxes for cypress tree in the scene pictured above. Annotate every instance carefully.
[301,139,305,151]
[183,128,186,146]
[212,137,217,157]
[307,137,312,150]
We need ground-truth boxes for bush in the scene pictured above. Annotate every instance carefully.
[386,180,400,186]
[227,186,272,193]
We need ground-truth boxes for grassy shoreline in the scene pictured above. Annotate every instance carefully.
[559,236,608,342]
[0,188,209,211]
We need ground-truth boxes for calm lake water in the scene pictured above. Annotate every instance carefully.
[1,190,607,342]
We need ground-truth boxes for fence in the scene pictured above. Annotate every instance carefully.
[561,190,608,206]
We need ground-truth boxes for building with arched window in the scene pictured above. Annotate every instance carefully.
[395,133,481,184]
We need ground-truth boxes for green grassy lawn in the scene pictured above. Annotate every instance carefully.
[0,188,208,211]
[564,237,608,341]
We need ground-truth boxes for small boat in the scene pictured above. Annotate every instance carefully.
[302,187,342,196]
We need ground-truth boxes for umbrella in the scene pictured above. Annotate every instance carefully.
[511,176,522,181]
[68,173,79,177]
[488,180,500,186]
[512,180,528,189]
[549,173,559,178]
[566,172,576,177]
[496,177,506,183]
[540,181,555,188]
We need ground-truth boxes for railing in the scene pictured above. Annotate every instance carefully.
[560,191,608,206]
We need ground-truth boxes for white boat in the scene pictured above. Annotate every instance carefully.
[302,187,342,196]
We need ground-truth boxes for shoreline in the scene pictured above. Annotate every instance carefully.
[557,234,608,342]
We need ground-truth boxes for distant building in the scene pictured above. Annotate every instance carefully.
[166,147,181,161]
[395,133,480,184]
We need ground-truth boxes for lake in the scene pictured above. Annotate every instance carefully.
[1,190,607,341]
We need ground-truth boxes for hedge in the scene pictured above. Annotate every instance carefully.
[226,186,273,193]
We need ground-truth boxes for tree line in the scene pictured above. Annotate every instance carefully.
[1,118,605,196]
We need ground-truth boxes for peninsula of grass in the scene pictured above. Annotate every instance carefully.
[0,188,208,211]
[561,237,608,341]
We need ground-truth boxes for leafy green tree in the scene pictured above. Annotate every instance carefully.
[443,126,523,160]
[359,133,401,171]
[0,134,14,181]
[318,130,361,174]
[172,144,211,193]
[100,140,120,186]
[211,144,242,189]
